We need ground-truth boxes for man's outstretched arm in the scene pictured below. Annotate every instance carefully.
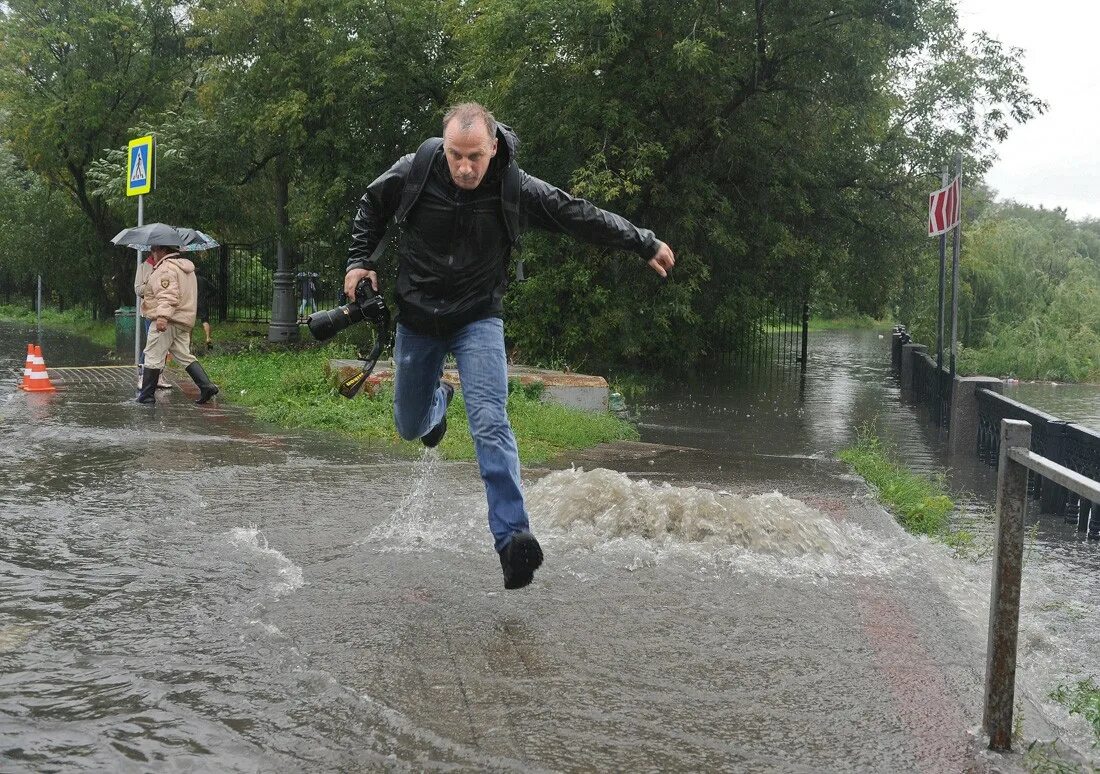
[519,172,675,276]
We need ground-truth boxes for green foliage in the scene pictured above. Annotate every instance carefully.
[1,0,1044,372]
[0,0,191,310]
[202,347,637,463]
[838,425,957,538]
[1050,678,1100,745]
[901,202,1100,381]
[461,0,1041,370]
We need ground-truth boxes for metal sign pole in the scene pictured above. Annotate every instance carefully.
[936,165,947,374]
[949,151,962,383]
[36,274,42,344]
[135,194,143,368]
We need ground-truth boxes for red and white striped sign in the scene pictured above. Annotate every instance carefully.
[928,176,961,236]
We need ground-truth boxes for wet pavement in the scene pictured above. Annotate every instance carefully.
[1,322,1097,771]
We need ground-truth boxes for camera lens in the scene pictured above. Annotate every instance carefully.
[307,302,368,341]
[306,309,343,341]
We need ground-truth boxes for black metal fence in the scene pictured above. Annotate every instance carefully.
[976,388,1100,537]
[715,297,809,373]
[912,350,952,428]
[892,325,952,427]
[188,241,347,325]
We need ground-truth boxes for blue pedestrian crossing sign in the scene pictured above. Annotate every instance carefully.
[126,135,155,196]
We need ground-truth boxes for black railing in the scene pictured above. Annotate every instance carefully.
[897,326,952,427]
[716,297,809,374]
[187,241,347,325]
[976,388,1099,536]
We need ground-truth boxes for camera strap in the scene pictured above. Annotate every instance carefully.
[338,307,391,400]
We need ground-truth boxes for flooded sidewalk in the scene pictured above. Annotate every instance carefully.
[0,323,1088,771]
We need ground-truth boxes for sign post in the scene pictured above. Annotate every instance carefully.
[935,165,948,377]
[928,161,962,384]
[949,151,963,384]
[126,135,155,369]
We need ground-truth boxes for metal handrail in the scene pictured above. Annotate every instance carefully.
[1007,447,1100,504]
[983,418,1100,752]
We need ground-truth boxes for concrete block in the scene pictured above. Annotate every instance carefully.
[325,359,610,413]
[900,343,927,391]
[949,376,1004,457]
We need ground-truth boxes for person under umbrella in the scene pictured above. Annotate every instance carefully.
[134,252,175,389]
[136,243,220,405]
[112,225,220,405]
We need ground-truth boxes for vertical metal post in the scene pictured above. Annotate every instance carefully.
[268,171,299,342]
[800,302,809,372]
[135,194,144,367]
[984,418,1031,751]
[935,165,948,425]
[949,152,962,384]
[936,165,948,374]
[218,244,230,322]
[36,274,42,344]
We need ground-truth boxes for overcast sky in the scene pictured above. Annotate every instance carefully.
[955,0,1100,220]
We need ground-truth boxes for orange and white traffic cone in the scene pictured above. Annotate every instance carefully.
[21,344,57,392]
[20,344,33,386]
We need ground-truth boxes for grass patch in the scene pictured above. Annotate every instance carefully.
[0,303,116,348]
[202,345,638,464]
[1051,678,1100,745]
[838,426,960,540]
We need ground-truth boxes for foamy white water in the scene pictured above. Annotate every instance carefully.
[527,467,908,580]
[229,526,304,594]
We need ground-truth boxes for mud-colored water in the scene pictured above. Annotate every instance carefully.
[1,322,1097,771]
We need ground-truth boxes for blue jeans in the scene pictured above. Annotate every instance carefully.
[393,318,529,552]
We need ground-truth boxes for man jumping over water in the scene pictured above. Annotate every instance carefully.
[345,103,674,589]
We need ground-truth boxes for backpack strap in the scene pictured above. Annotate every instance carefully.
[501,160,521,249]
[395,137,443,225]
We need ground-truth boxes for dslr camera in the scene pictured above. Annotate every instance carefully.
[306,278,390,342]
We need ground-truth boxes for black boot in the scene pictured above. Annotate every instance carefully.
[185,362,220,404]
[498,532,544,590]
[136,367,160,404]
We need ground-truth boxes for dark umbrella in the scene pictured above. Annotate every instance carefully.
[174,228,220,252]
[110,223,186,250]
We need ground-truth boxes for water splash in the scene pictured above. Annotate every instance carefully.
[528,467,849,556]
[362,450,468,552]
[229,525,304,594]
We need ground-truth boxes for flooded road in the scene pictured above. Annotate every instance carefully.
[1,322,1096,771]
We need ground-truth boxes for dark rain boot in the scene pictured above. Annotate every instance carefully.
[136,367,160,404]
[185,362,220,404]
[498,532,544,590]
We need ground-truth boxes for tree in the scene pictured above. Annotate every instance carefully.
[192,0,458,337]
[456,0,1043,370]
[0,0,191,314]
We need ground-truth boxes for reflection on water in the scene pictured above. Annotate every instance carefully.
[636,328,1100,758]
[1006,380,1100,433]
[2,321,1099,769]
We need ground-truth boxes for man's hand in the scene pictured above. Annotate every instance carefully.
[647,241,675,278]
[344,268,379,300]
[155,317,168,332]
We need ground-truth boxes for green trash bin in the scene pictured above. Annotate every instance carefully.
[114,307,146,355]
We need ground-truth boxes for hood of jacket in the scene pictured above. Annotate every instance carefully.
[495,123,518,171]
[157,254,195,274]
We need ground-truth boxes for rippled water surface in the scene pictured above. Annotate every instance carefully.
[1,322,1098,771]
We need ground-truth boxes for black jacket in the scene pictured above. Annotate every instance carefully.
[347,125,659,336]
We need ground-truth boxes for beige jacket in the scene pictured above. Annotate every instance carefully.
[141,254,198,329]
[134,259,154,298]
